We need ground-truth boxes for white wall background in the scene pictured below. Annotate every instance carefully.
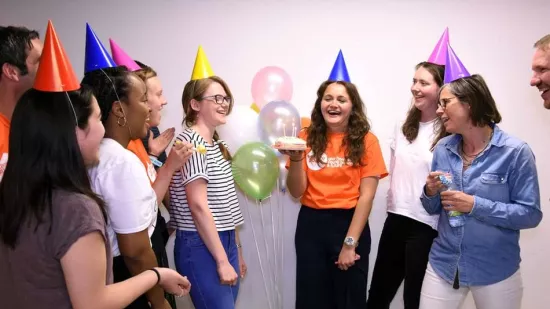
[2,0,549,308]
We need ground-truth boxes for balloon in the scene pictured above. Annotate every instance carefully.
[301,117,311,129]
[258,100,301,147]
[232,142,280,200]
[251,66,293,110]
[217,105,260,154]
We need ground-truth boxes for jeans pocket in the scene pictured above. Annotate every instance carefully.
[182,231,206,248]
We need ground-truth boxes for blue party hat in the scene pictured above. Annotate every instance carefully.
[84,23,115,73]
[328,50,351,82]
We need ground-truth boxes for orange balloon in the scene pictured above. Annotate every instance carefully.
[301,117,311,129]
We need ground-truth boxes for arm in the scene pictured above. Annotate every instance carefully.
[152,164,177,206]
[117,231,166,308]
[185,179,230,266]
[346,177,379,240]
[420,187,443,215]
[98,157,168,308]
[469,144,543,230]
[286,153,307,198]
[63,232,163,309]
[62,232,189,309]
[386,127,397,208]
[152,141,192,206]
[420,146,444,215]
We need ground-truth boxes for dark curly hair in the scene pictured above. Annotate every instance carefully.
[307,80,370,166]
[80,66,133,124]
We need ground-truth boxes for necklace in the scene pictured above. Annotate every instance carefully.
[461,128,494,168]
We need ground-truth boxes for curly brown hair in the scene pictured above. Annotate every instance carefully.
[306,80,370,166]
[181,76,234,161]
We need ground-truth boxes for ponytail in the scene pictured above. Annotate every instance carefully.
[213,130,232,161]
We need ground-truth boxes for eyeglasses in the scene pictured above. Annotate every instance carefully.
[438,96,457,109]
[201,95,233,105]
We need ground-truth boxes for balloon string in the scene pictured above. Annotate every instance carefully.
[245,198,273,309]
[259,199,277,308]
[268,195,281,309]
[276,182,285,309]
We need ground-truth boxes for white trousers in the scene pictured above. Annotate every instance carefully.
[419,263,523,309]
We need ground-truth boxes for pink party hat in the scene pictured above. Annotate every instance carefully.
[428,28,449,65]
[444,43,470,84]
[109,39,140,71]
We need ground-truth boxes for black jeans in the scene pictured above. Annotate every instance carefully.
[295,206,371,309]
[367,213,438,309]
[113,214,176,309]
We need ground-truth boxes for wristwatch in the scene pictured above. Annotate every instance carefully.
[344,236,358,247]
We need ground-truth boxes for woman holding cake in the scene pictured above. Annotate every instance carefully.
[280,53,388,309]
[367,60,445,309]
[168,47,246,309]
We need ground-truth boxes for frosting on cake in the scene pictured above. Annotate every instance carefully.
[274,136,307,150]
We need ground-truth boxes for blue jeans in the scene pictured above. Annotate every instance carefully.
[174,230,240,309]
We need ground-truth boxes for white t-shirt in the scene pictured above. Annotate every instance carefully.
[88,138,158,257]
[387,119,439,230]
[168,128,244,231]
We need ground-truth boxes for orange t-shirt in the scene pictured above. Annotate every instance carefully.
[286,130,388,209]
[0,114,10,182]
[127,139,157,185]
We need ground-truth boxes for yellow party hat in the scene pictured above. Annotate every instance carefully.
[191,45,214,80]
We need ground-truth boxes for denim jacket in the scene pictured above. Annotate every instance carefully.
[420,125,542,286]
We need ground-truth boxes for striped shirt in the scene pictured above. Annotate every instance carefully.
[168,128,244,231]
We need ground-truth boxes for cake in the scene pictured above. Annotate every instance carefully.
[273,136,307,151]
[175,140,207,154]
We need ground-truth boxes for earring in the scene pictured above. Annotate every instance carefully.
[117,116,127,127]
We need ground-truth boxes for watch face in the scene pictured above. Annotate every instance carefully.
[345,237,355,245]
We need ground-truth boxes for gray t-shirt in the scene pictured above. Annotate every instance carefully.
[0,190,113,309]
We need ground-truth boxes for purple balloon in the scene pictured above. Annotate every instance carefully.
[258,100,301,147]
[251,66,293,110]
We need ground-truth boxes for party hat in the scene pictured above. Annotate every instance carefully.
[428,27,450,65]
[328,50,350,82]
[33,20,80,92]
[109,39,140,71]
[84,23,115,73]
[444,43,470,84]
[191,45,214,80]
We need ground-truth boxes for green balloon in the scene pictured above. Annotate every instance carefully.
[231,142,280,200]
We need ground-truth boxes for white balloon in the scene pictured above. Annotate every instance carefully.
[217,105,261,154]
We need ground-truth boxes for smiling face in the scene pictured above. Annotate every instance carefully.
[145,76,167,127]
[192,81,231,127]
[77,95,105,166]
[531,47,550,109]
[320,82,353,132]
[124,74,151,139]
[411,66,440,112]
[436,86,472,134]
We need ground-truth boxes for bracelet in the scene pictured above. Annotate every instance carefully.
[150,268,161,284]
[149,156,163,168]
[290,157,303,162]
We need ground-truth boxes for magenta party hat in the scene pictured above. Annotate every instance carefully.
[84,23,115,73]
[444,43,470,84]
[109,39,140,71]
[428,27,450,65]
[328,50,351,82]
